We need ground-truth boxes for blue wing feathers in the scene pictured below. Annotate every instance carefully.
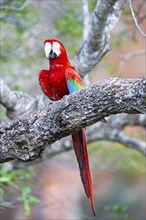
[65,67,83,94]
[67,79,80,94]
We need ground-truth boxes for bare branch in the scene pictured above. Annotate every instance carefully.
[6,113,146,170]
[113,131,145,153]
[0,80,17,110]
[86,114,146,155]
[82,0,90,88]
[128,0,146,38]
[82,0,90,41]
[120,49,146,67]
[0,0,9,6]
[0,15,38,38]
[0,80,38,119]
[74,0,127,76]
[0,77,146,163]
[0,0,30,11]
[38,114,146,158]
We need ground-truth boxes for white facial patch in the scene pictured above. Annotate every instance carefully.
[52,42,61,57]
[45,42,51,58]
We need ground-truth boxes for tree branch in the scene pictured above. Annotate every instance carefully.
[43,114,146,159]
[0,77,146,163]
[74,0,127,76]
[0,0,30,11]
[0,80,38,119]
[5,113,146,170]
[128,0,146,38]
[0,15,38,38]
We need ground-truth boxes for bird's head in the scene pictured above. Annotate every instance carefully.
[44,39,67,61]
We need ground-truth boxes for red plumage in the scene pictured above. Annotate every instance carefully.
[72,129,96,215]
[39,39,96,215]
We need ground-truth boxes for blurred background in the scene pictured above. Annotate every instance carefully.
[0,0,145,219]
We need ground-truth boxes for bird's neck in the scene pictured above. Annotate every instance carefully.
[49,54,70,70]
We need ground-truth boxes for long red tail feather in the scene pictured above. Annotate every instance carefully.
[72,129,96,215]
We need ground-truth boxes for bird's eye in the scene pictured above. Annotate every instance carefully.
[45,42,51,58]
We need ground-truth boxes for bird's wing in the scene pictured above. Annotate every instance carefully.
[65,67,83,93]
[39,69,61,100]
[39,70,53,99]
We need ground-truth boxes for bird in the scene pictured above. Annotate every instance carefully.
[39,39,96,215]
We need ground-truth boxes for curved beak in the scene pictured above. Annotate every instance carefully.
[49,49,57,59]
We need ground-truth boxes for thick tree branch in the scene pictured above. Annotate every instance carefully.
[1,80,145,164]
[6,113,146,170]
[74,0,127,76]
[0,77,146,163]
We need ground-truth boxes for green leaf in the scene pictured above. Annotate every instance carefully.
[24,200,30,217]
[112,204,127,213]
[27,196,40,203]
[22,186,31,197]
[0,176,11,183]
[18,186,39,217]
[0,164,8,175]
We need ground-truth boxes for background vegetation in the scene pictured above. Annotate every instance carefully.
[0,0,145,219]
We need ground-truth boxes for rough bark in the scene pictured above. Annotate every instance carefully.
[6,113,146,170]
[0,77,146,163]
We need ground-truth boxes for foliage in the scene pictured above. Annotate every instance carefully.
[101,203,133,220]
[54,1,83,55]
[0,0,145,218]
[0,108,6,118]
[17,186,40,217]
[88,141,145,219]
[0,0,36,60]
[0,164,39,217]
[88,0,97,12]
[0,0,41,89]
[55,7,82,38]
[89,141,145,174]
[54,0,97,55]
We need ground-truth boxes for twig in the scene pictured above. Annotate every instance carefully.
[120,49,146,67]
[0,0,30,11]
[128,0,146,38]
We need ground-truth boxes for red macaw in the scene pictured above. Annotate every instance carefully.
[39,39,96,215]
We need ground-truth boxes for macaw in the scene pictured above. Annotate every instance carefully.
[39,39,96,215]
